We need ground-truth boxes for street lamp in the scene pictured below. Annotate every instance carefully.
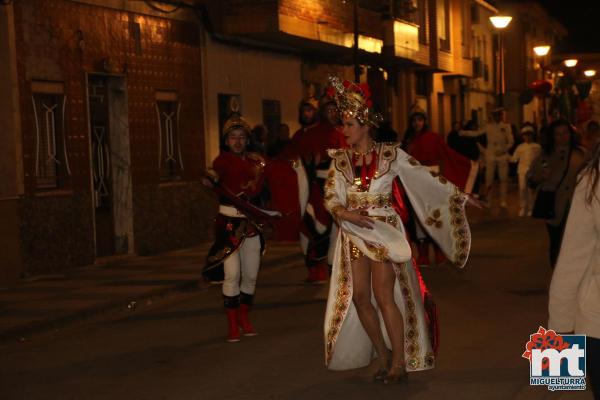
[489,16,513,29]
[533,45,551,126]
[533,45,551,57]
[489,15,513,107]
[564,59,578,68]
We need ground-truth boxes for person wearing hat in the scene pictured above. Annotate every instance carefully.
[460,107,513,207]
[323,75,478,383]
[510,125,542,216]
[202,115,275,343]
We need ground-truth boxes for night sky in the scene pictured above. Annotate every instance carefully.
[535,0,599,53]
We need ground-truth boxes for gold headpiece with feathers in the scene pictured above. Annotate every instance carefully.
[326,76,382,127]
[222,115,251,137]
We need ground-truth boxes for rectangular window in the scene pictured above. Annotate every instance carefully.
[155,91,183,181]
[393,0,418,23]
[472,57,483,78]
[437,0,450,51]
[31,81,70,190]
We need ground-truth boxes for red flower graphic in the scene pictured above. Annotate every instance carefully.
[522,327,570,370]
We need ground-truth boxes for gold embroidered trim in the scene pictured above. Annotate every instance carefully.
[330,205,345,218]
[349,241,363,261]
[449,188,470,267]
[327,148,353,184]
[407,156,420,166]
[394,262,423,371]
[364,241,389,262]
[372,214,399,227]
[325,234,353,365]
[347,192,393,209]
[429,170,448,185]
[373,142,399,181]
[425,209,443,228]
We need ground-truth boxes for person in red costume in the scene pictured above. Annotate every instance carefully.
[286,92,348,283]
[401,107,473,267]
[203,115,280,343]
[264,96,319,242]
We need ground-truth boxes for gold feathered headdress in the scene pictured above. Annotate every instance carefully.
[222,115,251,137]
[326,76,382,127]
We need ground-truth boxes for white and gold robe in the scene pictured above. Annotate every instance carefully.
[323,142,471,372]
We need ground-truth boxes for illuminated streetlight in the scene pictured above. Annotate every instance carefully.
[584,70,597,77]
[489,16,513,29]
[489,15,512,107]
[533,45,552,125]
[533,45,551,57]
[564,59,578,67]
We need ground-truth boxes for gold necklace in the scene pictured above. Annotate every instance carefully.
[352,141,376,157]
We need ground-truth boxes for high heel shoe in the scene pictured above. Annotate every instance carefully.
[372,351,391,382]
[383,361,408,384]
[373,367,388,382]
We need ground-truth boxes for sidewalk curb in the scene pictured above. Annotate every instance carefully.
[0,249,303,344]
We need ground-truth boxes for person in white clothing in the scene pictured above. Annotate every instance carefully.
[510,126,541,216]
[460,108,514,207]
[548,140,600,397]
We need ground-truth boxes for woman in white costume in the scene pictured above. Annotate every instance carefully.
[323,76,475,383]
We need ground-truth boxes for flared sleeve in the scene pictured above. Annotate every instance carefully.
[324,149,349,222]
[393,146,471,268]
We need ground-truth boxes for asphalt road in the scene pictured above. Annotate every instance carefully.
[0,215,595,400]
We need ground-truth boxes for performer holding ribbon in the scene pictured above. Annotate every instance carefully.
[202,115,280,343]
[323,76,476,383]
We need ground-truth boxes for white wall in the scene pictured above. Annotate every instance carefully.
[202,35,303,165]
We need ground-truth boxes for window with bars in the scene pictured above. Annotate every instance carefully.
[32,89,70,190]
[156,91,183,181]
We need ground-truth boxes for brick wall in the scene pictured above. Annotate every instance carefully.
[13,0,211,274]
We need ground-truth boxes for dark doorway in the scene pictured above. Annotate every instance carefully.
[262,99,281,146]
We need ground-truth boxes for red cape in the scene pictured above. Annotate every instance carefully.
[407,131,471,190]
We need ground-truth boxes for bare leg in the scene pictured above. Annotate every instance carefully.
[371,261,406,376]
[351,256,389,369]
